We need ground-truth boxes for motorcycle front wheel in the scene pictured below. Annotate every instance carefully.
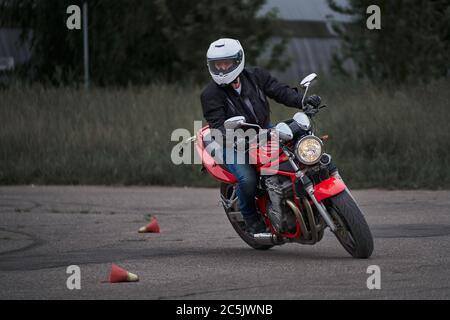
[220,183,273,251]
[326,191,374,259]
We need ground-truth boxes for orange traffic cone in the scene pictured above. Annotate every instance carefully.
[109,264,139,283]
[138,217,160,233]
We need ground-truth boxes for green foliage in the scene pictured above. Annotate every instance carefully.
[0,0,285,86]
[328,0,450,84]
[1,79,449,188]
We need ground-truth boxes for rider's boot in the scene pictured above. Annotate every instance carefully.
[244,215,268,234]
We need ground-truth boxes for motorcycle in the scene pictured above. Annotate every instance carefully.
[189,73,374,258]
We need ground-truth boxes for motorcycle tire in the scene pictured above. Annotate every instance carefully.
[220,183,273,251]
[326,191,374,259]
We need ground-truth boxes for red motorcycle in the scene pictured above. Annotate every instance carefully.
[192,73,373,258]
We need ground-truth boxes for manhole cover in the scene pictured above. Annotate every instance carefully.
[372,224,450,239]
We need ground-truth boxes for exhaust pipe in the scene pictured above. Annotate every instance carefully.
[253,233,284,246]
[287,198,320,245]
[286,199,311,240]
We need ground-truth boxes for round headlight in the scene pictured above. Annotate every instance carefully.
[295,136,323,165]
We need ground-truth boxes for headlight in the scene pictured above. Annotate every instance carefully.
[295,136,323,165]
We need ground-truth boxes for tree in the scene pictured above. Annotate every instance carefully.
[328,0,450,84]
[0,0,287,86]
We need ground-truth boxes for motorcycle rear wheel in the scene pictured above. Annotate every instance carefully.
[220,183,274,250]
[326,191,374,258]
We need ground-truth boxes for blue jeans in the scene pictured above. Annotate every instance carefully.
[223,148,258,220]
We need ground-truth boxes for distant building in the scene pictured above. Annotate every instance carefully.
[0,28,32,71]
[0,0,353,81]
[259,0,353,82]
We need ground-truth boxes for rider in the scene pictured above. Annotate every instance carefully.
[200,38,321,234]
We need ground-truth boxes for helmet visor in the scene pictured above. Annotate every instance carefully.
[207,51,243,76]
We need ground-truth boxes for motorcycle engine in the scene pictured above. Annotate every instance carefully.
[264,176,297,233]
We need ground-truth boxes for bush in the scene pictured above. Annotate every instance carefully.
[0,78,449,188]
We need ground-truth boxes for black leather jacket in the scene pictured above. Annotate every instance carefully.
[200,67,304,134]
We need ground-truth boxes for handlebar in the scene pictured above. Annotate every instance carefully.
[303,104,327,117]
[233,128,273,151]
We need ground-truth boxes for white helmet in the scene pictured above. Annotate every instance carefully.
[206,38,245,86]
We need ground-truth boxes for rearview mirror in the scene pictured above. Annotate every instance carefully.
[293,112,311,130]
[275,122,293,141]
[224,116,245,129]
[300,73,317,88]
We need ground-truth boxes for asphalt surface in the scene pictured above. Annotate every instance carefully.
[0,186,449,300]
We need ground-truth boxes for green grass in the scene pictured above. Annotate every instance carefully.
[0,78,449,189]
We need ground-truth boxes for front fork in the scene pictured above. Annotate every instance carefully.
[300,174,337,232]
[282,147,338,232]
[332,171,358,203]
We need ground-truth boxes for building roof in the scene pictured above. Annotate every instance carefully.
[260,0,352,22]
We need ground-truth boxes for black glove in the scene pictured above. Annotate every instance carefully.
[304,95,321,108]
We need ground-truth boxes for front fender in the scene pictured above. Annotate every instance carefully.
[314,176,346,202]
